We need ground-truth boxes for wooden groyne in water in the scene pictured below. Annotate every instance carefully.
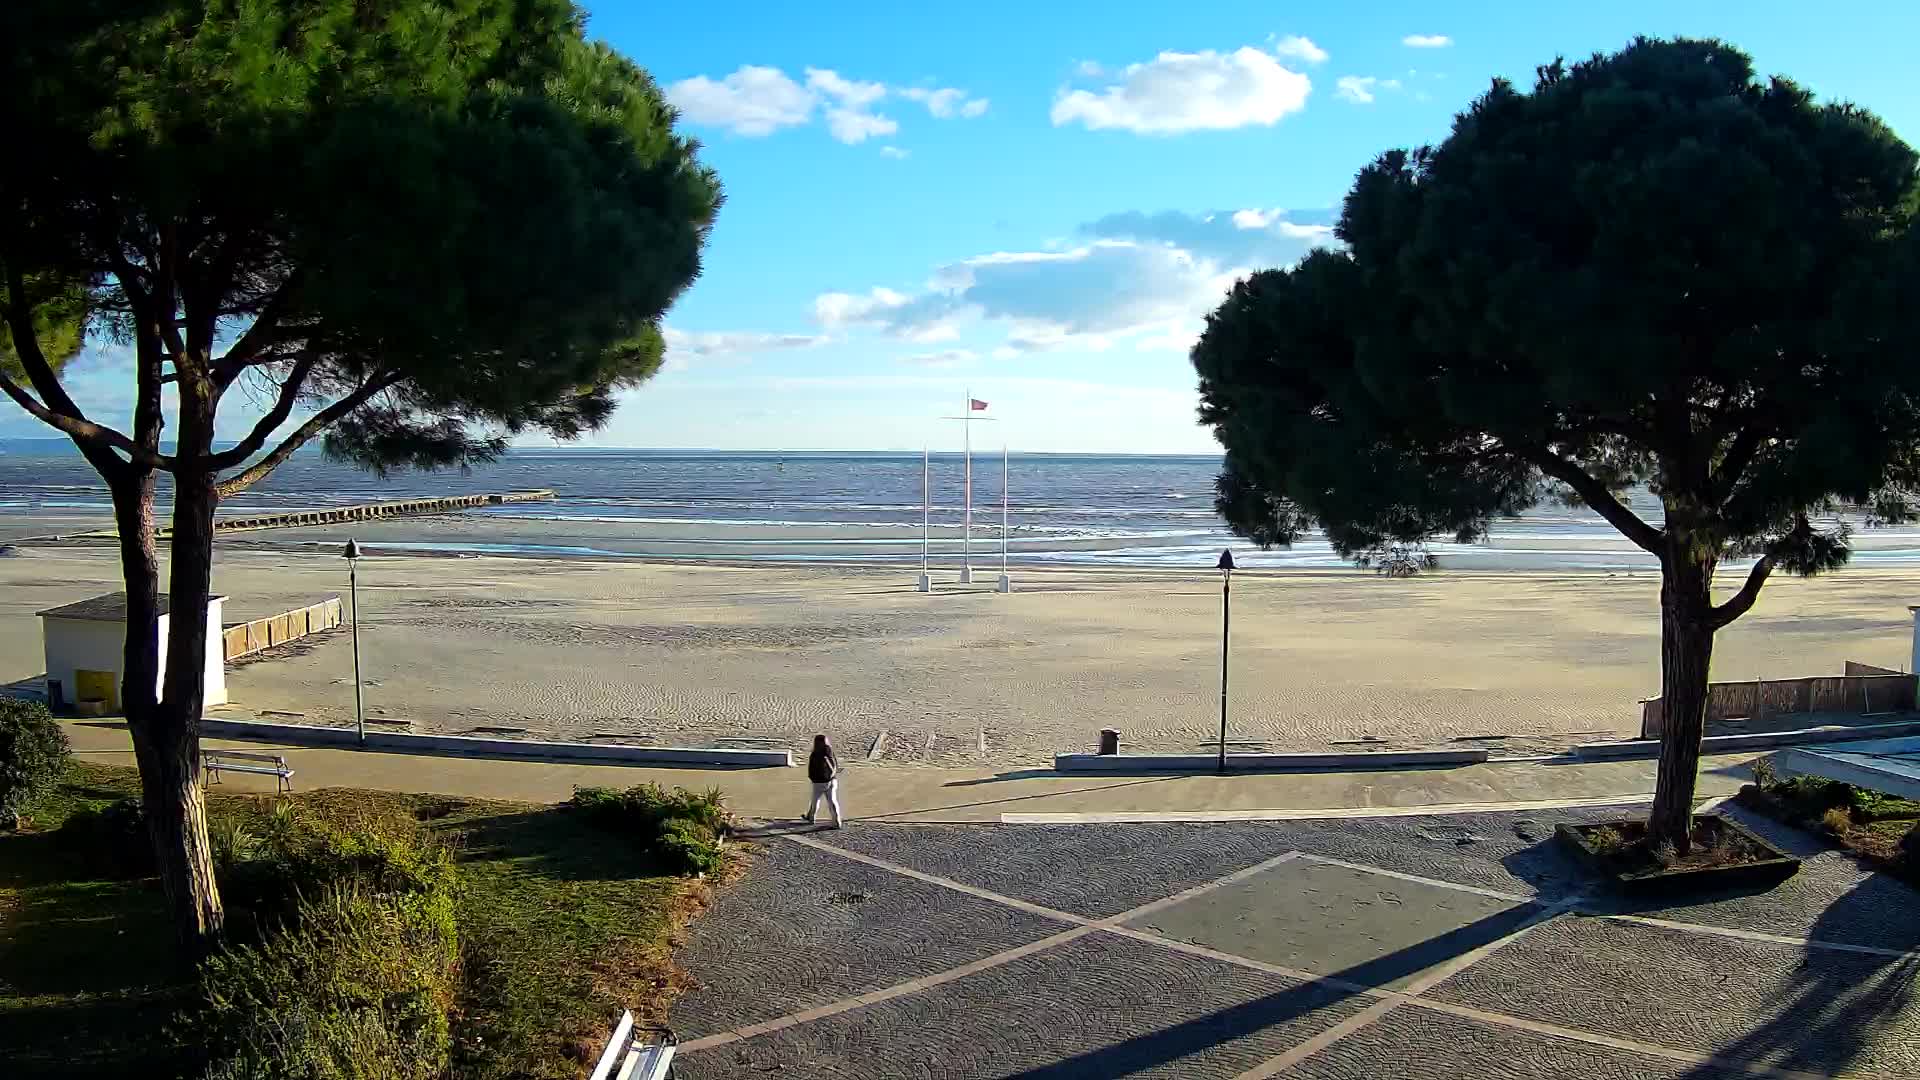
[171,490,554,536]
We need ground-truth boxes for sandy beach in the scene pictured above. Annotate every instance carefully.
[5,522,1917,766]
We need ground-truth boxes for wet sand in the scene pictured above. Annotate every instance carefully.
[3,529,1916,765]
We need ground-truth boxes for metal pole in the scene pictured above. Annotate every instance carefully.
[922,448,930,573]
[1218,570,1230,774]
[1001,445,1009,574]
[962,391,972,583]
[350,559,365,746]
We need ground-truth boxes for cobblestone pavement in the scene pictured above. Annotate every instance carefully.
[669,802,1919,1079]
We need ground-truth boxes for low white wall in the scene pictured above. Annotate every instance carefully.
[41,601,227,710]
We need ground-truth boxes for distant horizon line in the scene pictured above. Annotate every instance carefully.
[0,437,1223,458]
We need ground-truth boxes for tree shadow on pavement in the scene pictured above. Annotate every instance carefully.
[1000,904,1545,1080]
[1676,879,1919,1079]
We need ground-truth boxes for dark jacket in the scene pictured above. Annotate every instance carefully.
[808,744,839,784]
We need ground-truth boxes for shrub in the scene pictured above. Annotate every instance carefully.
[1822,807,1855,836]
[0,697,68,828]
[657,817,724,876]
[220,816,454,942]
[59,796,151,875]
[568,783,729,874]
[196,883,459,1080]
[211,819,259,873]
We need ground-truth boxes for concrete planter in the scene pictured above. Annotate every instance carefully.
[1555,814,1800,895]
[1055,748,1490,773]
[197,717,791,768]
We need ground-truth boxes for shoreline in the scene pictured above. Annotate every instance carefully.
[5,541,1918,769]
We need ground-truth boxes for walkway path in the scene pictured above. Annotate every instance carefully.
[671,808,1919,1078]
[62,718,1761,823]
[62,718,1917,1074]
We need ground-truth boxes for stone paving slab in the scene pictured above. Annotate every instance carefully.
[669,840,1065,1036]
[1282,1006,1756,1080]
[820,808,1622,919]
[1587,802,1920,952]
[1427,914,1920,1078]
[670,929,1373,1080]
[821,821,1308,917]
[1127,859,1541,990]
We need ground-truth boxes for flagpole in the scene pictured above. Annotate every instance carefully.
[961,390,973,583]
[917,447,932,592]
[996,443,1012,593]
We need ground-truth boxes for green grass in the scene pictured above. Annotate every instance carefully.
[0,763,718,1079]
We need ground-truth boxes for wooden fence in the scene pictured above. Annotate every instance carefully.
[222,597,343,662]
[1640,666,1916,738]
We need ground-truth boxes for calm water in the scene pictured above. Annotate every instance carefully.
[5,442,1918,569]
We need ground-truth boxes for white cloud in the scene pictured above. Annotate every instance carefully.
[1403,34,1453,48]
[812,207,1338,359]
[900,349,978,368]
[661,328,828,371]
[1051,47,1311,135]
[823,107,898,143]
[900,86,991,119]
[804,68,886,107]
[1084,208,1337,268]
[816,242,1222,352]
[1336,76,1378,104]
[813,288,910,328]
[804,68,897,144]
[879,145,911,159]
[1270,35,1329,65]
[1075,60,1106,78]
[671,64,980,144]
[1335,76,1401,104]
[666,66,815,136]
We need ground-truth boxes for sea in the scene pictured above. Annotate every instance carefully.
[6,442,1920,571]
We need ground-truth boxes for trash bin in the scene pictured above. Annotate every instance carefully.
[1098,728,1120,755]
[46,679,64,713]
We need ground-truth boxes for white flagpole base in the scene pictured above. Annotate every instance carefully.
[959,567,974,584]
[916,573,932,592]
[996,574,1012,593]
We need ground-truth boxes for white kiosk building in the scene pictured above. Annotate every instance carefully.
[39,592,227,712]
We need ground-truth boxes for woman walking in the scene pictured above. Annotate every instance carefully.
[805,734,844,828]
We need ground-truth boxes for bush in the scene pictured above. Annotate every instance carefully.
[196,884,459,1080]
[220,816,454,942]
[0,697,68,828]
[657,817,724,876]
[568,783,728,874]
[59,796,152,875]
[1822,807,1855,837]
[195,819,460,1078]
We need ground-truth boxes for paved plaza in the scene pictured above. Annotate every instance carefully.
[669,802,1919,1079]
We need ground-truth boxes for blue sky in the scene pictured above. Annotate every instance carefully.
[20,1,1920,454]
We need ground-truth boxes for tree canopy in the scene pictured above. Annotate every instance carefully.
[0,0,721,944]
[1198,37,1920,585]
[1,0,720,481]
[1192,36,1920,845]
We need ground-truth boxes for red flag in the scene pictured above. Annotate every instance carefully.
[970,399,989,411]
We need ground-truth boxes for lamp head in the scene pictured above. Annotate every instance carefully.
[343,538,361,561]
[1216,549,1236,573]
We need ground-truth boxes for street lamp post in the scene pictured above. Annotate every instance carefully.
[343,539,365,745]
[1216,548,1235,774]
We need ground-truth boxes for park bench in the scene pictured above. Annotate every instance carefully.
[201,750,295,794]
[589,1010,676,1080]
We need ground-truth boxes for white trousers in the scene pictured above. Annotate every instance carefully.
[806,779,843,826]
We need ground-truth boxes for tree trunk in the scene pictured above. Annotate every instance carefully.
[110,468,224,943]
[1649,552,1716,852]
[156,424,226,943]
